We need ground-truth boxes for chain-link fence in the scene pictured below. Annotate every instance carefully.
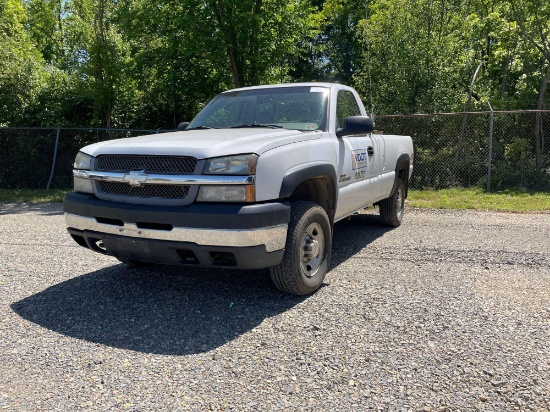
[0,128,165,190]
[376,110,550,190]
[1,112,549,191]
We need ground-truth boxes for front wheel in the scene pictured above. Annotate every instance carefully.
[379,177,405,227]
[269,201,332,295]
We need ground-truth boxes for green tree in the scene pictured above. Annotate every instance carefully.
[111,0,316,128]
[510,0,550,172]
[317,0,365,83]
[193,0,315,88]
[0,0,47,124]
[354,0,468,114]
[25,0,66,66]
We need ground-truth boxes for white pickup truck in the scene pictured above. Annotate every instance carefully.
[64,83,413,295]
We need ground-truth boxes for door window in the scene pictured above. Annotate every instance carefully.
[336,91,361,130]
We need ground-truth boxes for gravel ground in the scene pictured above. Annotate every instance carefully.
[0,203,549,411]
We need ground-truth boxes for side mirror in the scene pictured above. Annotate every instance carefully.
[336,116,374,137]
[177,121,189,131]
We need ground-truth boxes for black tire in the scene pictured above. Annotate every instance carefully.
[379,177,405,227]
[269,201,332,295]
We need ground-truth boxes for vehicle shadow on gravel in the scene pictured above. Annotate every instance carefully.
[11,211,391,356]
[11,265,306,355]
[330,212,395,269]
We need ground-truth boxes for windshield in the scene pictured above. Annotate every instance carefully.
[188,86,329,132]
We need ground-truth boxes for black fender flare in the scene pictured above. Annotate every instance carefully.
[390,153,411,198]
[279,163,338,198]
[279,162,338,214]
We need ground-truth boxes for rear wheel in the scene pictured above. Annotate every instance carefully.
[270,201,332,295]
[379,177,405,227]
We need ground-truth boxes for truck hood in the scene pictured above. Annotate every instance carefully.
[80,128,322,159]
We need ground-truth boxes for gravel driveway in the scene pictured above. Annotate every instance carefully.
[0,203,549,411]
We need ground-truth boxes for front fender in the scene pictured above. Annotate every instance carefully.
[253,135,337,202]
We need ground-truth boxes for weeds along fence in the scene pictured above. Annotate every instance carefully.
[0,111,549,191]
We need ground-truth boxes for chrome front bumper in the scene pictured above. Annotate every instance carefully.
[65,213,287,253]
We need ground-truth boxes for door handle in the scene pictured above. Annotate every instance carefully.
[367,146,374,156]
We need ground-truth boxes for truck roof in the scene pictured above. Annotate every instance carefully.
[223,82,340,93]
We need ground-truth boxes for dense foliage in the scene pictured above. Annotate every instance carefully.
[1,0,549,128]
[1,0,548,191]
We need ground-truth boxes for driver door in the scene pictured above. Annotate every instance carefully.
[334,90,378,220]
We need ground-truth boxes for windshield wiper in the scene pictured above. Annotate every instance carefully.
[231,124,283,129]
[185,126,219,131]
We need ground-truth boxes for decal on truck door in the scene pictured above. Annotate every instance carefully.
[351,149,368,170]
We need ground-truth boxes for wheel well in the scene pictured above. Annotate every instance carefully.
[287,177,336,223]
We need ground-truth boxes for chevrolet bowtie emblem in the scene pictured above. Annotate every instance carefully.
[125,170,147,187]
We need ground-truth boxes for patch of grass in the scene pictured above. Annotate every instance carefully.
[1,188,549,212]
[0,189,68,203]
[407,188,550,212]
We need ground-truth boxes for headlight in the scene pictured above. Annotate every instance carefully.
[74,152,92,169]
[73,152,93,193]
[204,154,258,175]
[197,185,255,202]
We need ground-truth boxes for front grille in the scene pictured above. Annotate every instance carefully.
[97,155,197,174]
[94,155,197,203]
[98,181,190,199]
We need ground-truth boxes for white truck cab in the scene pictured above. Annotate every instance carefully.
[64,83,413,295]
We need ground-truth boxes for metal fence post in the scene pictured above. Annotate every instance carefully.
[47,127,61,190]
[487,103,494,192]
